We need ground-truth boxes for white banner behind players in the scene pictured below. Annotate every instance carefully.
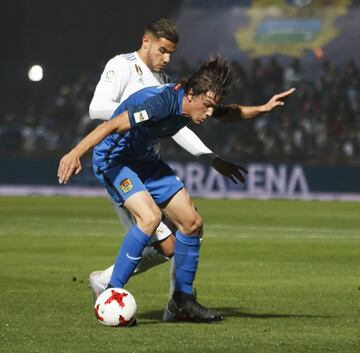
[1,159,360,201]
[169,162,309,199]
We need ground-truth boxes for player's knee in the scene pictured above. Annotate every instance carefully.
[179,212,203,235]
[155,243,174,258]
[137,208,162,235]
[157,235,175,258]
[162,248,173,258]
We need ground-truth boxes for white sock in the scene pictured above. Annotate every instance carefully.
[133,246,169,275]
[98,246,170,288]
[168,258,176,300]
[98,265,114,287]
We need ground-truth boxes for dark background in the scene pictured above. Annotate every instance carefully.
[1,0,359,181]
[0,0,184,114]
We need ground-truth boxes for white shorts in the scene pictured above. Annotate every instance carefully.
[106,192,172,242]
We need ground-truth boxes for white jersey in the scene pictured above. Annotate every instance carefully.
[89,51,213,156]
[89,52,169,120]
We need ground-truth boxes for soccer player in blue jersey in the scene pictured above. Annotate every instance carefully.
[86,19,295,321]
[87,20,227,309]
[58,55,295,322]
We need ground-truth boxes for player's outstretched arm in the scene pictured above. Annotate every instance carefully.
[211,157,248,184]
[57,112,131,184]
[172,128,247,183]
[215,88,295,123]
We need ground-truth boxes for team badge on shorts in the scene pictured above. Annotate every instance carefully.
[120,178,133,193]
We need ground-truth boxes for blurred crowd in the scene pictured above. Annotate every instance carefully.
[1,57,360,165]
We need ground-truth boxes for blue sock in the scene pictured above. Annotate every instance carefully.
[174,230,201,294]
[109,225,151,288]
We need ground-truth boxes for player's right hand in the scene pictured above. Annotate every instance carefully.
[57,152,82,184]
[211,157,248,184]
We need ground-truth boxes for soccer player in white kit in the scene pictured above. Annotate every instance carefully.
[88,18,218,321]
[88,18,296,321]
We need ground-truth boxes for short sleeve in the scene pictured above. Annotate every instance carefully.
[127,89,175,128]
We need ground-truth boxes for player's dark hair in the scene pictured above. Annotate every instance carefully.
[181,55,233,99]
[145,18,179,44]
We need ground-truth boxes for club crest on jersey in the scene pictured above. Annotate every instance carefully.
[134,110,149,123]
[120,178,133,193]
[135,64,143,76]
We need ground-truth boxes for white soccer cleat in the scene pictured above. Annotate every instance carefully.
[89,271,106,303]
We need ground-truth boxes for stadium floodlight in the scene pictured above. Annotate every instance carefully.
[28,65,44,82]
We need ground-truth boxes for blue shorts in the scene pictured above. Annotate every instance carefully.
[94,159,183,206]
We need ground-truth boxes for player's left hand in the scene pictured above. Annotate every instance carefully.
[57,151,82,184]
[261,88,296,113]
[211,157,248,184]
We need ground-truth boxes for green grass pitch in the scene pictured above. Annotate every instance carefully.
[0,196,359,353]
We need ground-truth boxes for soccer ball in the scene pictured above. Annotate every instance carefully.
[94,288,137,327]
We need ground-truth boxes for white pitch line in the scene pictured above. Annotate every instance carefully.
[1,230,360,240]
[1,219,359,239]
[203,232,360,240]
[206,224,360,236]
[4,217,359,236]
[3,216,360,234]
[0,230,111,237]
[0,216,119,225]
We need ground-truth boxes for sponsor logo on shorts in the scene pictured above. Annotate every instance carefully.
[120,178,133,193]
[134,110,149,123]
[135,64,143,76]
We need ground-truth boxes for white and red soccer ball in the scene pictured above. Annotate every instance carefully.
[94,288,137,327]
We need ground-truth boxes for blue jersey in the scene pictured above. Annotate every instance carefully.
[93,84,190,169]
